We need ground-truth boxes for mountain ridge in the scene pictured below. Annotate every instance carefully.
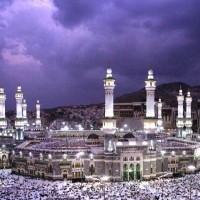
[115,81,199,108]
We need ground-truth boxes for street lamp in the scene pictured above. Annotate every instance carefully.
[100,176,109,200]
[161,150,166,174]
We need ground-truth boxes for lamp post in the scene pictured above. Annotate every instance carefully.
[100,176,109,200]
[188,165,196,200]
[161,150,166,174]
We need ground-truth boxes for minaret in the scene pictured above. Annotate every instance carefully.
[185,90,192,134]
[15,86,23,119]
[0,87,7,129]
[15,85,24,140]
[35,100,41,128]
[157,98,163,133]
[145,68,156,117]
[103,64,116,153]
[104,67,115,118]
[176,87,184,137]
[144,68,157,135]
[22,99,28,127]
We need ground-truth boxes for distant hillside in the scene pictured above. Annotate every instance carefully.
[115,82,200,108]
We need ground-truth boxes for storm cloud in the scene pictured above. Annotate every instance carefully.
[0,0,200,109]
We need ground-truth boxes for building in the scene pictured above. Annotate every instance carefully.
[8,67,200,181]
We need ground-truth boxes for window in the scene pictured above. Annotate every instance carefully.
[136,156,140,161]
[130,156,134,161]
[123,157,127,161]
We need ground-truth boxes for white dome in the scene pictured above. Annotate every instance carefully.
[148,69,153,75]
[107,68,112,74]
[106,68,112,78]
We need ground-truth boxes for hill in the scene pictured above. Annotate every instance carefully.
[115,82,200,108]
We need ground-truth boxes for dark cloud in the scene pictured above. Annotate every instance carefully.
[53,0,98,28]
[0,0,199,110]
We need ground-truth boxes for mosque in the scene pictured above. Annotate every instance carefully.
[0,66,200,181]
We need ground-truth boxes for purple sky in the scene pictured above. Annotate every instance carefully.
[0,0,200,109]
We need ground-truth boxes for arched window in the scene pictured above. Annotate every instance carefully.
[123,164,128,181]
[136,164,140,180]
[129,164,134,181]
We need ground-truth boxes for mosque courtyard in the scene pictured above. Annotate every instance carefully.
[0,169,200,200]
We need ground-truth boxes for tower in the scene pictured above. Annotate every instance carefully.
[15,85,23,119]
[0,87,7,129]
[22,99,28,128]
[144,68,157,135]
[102,66,116,153]
[185,91,192,134]
[176,87,184,137]
[15,85,24,140]
[157,98,163,133]
[35,100,41,128]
